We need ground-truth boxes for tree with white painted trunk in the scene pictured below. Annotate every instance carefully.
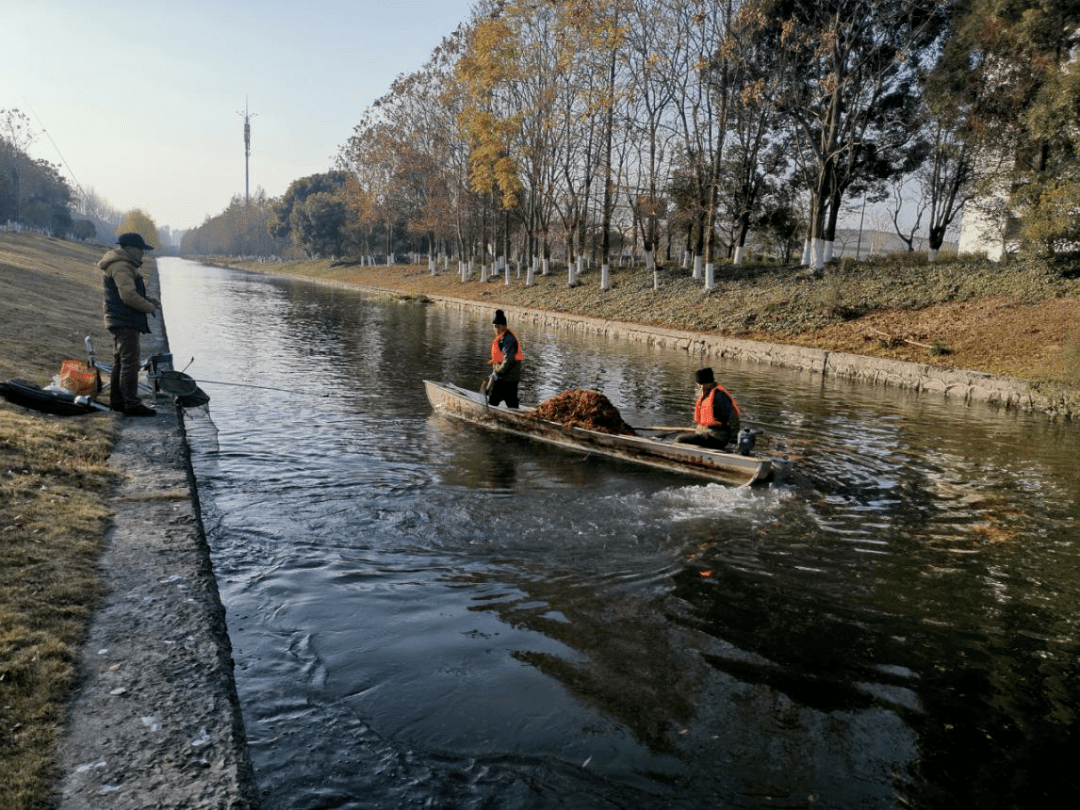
[454,9,524,274]
[550,0,635,290]
[750,0,948,273]
[714,2,788,267]
[621,1,683,286]
[654,0,735,283]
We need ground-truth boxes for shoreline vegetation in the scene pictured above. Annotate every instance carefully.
[1,231,1077,808]
[218,250,1080,401]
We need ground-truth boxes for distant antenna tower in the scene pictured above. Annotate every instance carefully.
[237,99,257,203]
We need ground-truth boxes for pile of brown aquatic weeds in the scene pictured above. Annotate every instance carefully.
[534,389,637,435]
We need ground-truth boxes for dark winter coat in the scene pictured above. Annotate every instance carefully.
[99,246,157,333]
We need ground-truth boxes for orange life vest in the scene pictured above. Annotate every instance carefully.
[490,328,524,365]
[694,385,738,428]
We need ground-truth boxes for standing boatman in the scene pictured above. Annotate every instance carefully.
[99,232,160,416]
[484,309,524,408]
[676,367,740,449]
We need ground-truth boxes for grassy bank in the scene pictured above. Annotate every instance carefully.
[225,251,1080,385]
[0,232,118,809]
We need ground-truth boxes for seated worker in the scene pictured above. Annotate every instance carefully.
[676,367,740,450]
[485,309,524,408]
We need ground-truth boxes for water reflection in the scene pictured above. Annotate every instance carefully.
[159,258,1080,809]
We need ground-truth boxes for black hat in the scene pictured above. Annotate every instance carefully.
[117,232,154,250]
[695,367,715,385]
[492,309,507,326]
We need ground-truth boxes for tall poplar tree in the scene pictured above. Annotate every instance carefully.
[748,0,949,271]
[455,7,525,275]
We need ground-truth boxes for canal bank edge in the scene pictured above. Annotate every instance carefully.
[54,272,259,809]
[483,301,1077,415]
[255,267,1077,418]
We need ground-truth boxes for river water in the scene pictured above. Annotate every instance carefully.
[157,258,1080,809]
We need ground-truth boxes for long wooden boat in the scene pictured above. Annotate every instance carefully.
[424,380,789,487]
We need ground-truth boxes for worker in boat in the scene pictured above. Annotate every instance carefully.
[676,367,740,450]
[99,232,161,417]
[484,309,524,408]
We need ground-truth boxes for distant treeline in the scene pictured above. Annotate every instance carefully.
[1,108,137,244]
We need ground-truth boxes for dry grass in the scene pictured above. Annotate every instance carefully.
[1,232,118,810]
[0,233,117,383]
[1063,335,1080,388]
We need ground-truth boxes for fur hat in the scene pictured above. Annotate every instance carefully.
[492,309,507,326]
[695,367,715,385]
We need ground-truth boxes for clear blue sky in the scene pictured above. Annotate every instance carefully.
[3,0,476,234]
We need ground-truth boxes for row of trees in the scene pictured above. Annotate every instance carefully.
[0,109,81,237]
[179,190,287,257]
[194,0,1077,279]
[1,108,142,243]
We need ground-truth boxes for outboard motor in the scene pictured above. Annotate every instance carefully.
[737,427,757,456]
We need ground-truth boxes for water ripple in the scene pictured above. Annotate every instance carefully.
[160,258,1080,810]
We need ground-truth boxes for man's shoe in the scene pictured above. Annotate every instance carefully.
[123,403,157,417]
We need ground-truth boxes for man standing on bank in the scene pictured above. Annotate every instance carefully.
[485,309,524,408]
[99,232,160,416]
[676,367,740,450]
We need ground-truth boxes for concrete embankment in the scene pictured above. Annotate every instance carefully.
[299,273,1074,417]
[55,276,258,809]
[479,300,1065,413]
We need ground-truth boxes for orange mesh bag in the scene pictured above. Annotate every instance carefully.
[59,359,100,396]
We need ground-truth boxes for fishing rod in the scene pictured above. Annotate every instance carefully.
[195,378,331,397]
[161,358,330,398]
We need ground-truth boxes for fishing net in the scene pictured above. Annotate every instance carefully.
[533,389,637,436]
[157,370,199,396]
[176,388,211,408]
[157,371,211,408]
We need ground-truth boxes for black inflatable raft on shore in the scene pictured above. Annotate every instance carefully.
[1,376,209,415]
[0,379,108,416]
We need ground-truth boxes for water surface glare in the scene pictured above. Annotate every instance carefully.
[159,258,1080,809]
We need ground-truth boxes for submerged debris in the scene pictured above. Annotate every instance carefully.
[533,389,637,435]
